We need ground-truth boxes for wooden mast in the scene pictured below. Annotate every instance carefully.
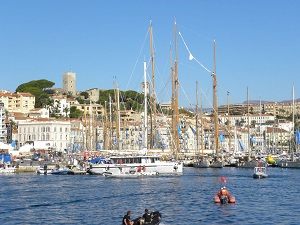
[196,81,199,156]
[247,86,250,161]
[200,90,204,158]
[104,100,109,149]
[227,91,231,152]
[114,81,121,150]
[174,18,180,158]
[170,44,176,153]
[150,19,157,149]
[212,40,219,154]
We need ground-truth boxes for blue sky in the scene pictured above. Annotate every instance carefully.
[0,0,299,108]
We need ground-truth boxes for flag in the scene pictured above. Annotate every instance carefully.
[177,124,181,135]
[126,131,129,137]
[156,130,161,141]
[11,140,16,148]
[185,133,189,139]
[221,177,227,183]
[219,133,224,142]
[97,143,101,150]
[296,130,300,144]
[238,140,244,151]
[154,139,158,148]
[72,144,76,152]
[189,125,196,135]
[250,134,255,144]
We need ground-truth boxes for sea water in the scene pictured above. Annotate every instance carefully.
[0,167,300,225]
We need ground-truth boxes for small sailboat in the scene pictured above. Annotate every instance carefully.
[253,166,268,179]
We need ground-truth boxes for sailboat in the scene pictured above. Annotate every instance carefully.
[209,40,224,168]
[194,82,210,168]
[236,87,261,168]
[278,85,300,168]
[89,60,183,175]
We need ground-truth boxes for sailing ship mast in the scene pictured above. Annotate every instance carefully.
[150,20,157,149]
[200,90,204,158]
[227,91,231,152]
[196,81,199,156]
[104,100,109,149]
[174,18,180,158]
[212,40,219,154]
[247,86,251,161]
[143,61,148,150]
[114,81,121,150]
[292,85,296,156]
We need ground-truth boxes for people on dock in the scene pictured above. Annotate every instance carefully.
[123,211,134,225]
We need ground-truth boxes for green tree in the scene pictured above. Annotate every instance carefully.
[69,106,84,118]
[16,79,55,108]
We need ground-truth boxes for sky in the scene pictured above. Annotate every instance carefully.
[0,0,299,108]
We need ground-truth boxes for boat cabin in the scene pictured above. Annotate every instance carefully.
[110,156,161,164]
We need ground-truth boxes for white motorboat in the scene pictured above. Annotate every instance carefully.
[0,163,16,173]
[253,166,268,179]
[88,155,182,175]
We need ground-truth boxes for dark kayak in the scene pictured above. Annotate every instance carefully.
[132,211,162,225]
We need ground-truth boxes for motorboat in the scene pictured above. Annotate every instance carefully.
[0,163,16,173]
[50,168,70,175]
[36,165,70,175]
[36,165,54,175]
[88,155,182,175]
[214,178,235,204]
[214,193,236,204]
[253,166,268,179]
[132,211,162,225]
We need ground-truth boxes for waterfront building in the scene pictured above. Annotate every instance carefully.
[17,118,71,152]
[0,102,6,143]
[218,114,275,127]
[265,126,291,153]
[0,91,35,113]
[62,71,76,96]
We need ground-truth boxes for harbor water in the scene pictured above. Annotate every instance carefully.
[1,167,300,225]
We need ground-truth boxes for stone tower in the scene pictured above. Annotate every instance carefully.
[62,72,76,96]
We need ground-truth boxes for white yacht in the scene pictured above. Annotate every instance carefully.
[88,155,183,175]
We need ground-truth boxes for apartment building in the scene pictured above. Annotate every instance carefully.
[0,102,6,142]
[0,91,35,113]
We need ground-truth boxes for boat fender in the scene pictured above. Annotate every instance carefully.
[156,172,159,175]
[174,164,178,170]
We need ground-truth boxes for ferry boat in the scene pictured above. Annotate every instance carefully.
[88,155,183,175]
